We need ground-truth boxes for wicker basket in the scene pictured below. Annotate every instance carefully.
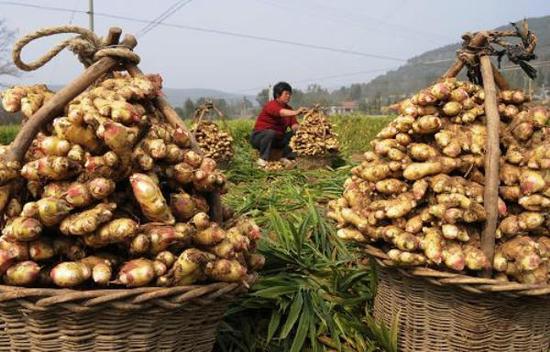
[0,282,244,352]
[296,154,338,170]
[356,29,550,351]
[366,245,550,352]
[251,148,284,162]
[215,159,231,170]
[0,25,247,352]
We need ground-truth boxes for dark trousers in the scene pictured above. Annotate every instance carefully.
[250,129,296,160]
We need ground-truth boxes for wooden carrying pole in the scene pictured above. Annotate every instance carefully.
[192,106,209,129]
[442,59,465,79]
[6,27,132,163]
[492,62,511,90]
[479,55,500,276]
[441,31,507,277]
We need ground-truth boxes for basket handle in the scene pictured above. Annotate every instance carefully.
[192,105,208,128]
[479,53,500,277]
[212,104,230,132]
[440,32,502,276]
[3,26,224,224]
[5,27,130,164]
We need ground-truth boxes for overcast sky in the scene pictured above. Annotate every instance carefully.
[0,0,548,93]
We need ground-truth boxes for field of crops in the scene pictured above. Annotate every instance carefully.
[0,114,396,352]
[214,115,397,352]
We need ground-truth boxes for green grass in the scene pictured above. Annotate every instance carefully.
[213,115,398,352]
[0,125,19,144]
[331,114,394,157]
[218,114,395,162]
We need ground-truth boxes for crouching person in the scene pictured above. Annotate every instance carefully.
[250,81,305,167]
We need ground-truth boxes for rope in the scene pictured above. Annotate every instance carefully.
[455,21,539,83]
[12,25,140,72]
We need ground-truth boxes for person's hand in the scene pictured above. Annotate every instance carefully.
[296,107,308,115]
[291,123,299,131]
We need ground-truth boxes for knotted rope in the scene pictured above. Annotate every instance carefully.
[12,25,140,71]
[455,20,539,83]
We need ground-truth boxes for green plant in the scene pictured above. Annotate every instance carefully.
[216,204,381,352]
[364,310,399,352]
[330,115,394,158]
[213,115,396,351]
[0,124,19,144]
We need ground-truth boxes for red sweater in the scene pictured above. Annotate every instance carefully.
[253,100,297,137]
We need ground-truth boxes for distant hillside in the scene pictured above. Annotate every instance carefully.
[360,15,550,102]
[161,88,256,107]
[0,106,20,124]
[48,85,256,108]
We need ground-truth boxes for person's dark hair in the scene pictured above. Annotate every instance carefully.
[273,81,292,99]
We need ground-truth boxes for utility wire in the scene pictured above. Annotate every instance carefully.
[137,0,184,36]
[4,1,548,65]
[501,60,550,71]
[67,0,78,24]
[138,0,193,38]
[0,1,407,62]
[1,1,548,96]
[2,1,547,67]
[225,61,550,98]
[233,67,395,94]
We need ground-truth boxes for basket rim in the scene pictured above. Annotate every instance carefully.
[365,244,550,298]
[296,152,340,160]
[0,282,246,312]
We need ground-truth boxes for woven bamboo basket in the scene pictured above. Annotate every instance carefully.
[0,25,245,352]
[361,26,550,352]
[366,245,550,352]
[296,153,338,170]
[215,159,231,170]
[251,148,284,162]
[0,282,244,352]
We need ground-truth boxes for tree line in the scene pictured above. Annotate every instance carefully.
[174,96,256,119]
